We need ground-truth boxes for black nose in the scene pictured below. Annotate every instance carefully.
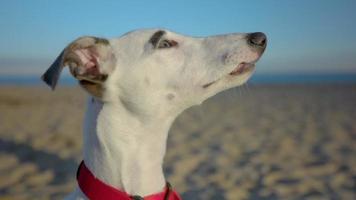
[247,32,267,48]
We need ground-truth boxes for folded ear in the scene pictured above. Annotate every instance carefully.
[41,36,115,91]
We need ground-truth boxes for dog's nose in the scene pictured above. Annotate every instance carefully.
[247,32,267,48]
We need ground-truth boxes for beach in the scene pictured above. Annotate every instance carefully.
[0,84,355,200]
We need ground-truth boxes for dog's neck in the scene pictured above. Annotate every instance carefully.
[81,97,177,197]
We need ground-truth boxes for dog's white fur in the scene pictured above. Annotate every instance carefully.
[42,29,266,199]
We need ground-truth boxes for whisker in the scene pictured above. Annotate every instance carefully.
[238,85,243,96]
[245,83,251,96]
[249,83,254,96]
[230,87,238,100]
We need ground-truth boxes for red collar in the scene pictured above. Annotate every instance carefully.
[77,161,182,200]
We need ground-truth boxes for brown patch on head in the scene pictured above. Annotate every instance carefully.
[149,30,165,47]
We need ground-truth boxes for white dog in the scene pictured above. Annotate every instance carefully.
[42,29,267,200]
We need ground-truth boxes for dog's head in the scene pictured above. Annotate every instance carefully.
[42,29,266,115]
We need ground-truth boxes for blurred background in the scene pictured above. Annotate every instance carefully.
[0,1,355,199]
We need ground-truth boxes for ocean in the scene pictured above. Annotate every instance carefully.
[0,74,356,86]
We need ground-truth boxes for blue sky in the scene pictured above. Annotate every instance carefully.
[1,0,356,76]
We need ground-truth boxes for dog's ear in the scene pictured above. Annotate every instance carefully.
[41,36,116,92]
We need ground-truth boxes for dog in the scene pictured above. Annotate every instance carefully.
[42,29,267,200]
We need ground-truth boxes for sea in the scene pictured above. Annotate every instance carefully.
[0,74,356,86]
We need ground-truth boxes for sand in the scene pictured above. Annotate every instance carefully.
[0,84,355,200]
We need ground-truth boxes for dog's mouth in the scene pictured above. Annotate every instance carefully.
[202,62,255,88]
[229,62,255,76]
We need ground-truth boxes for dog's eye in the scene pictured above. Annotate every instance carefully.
[157,40,178,49]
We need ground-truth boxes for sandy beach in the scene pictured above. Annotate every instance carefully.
[0,84,355,200]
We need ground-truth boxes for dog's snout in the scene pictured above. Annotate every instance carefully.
[247,32,267,49]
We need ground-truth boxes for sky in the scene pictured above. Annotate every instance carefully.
[0,0,356,76]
